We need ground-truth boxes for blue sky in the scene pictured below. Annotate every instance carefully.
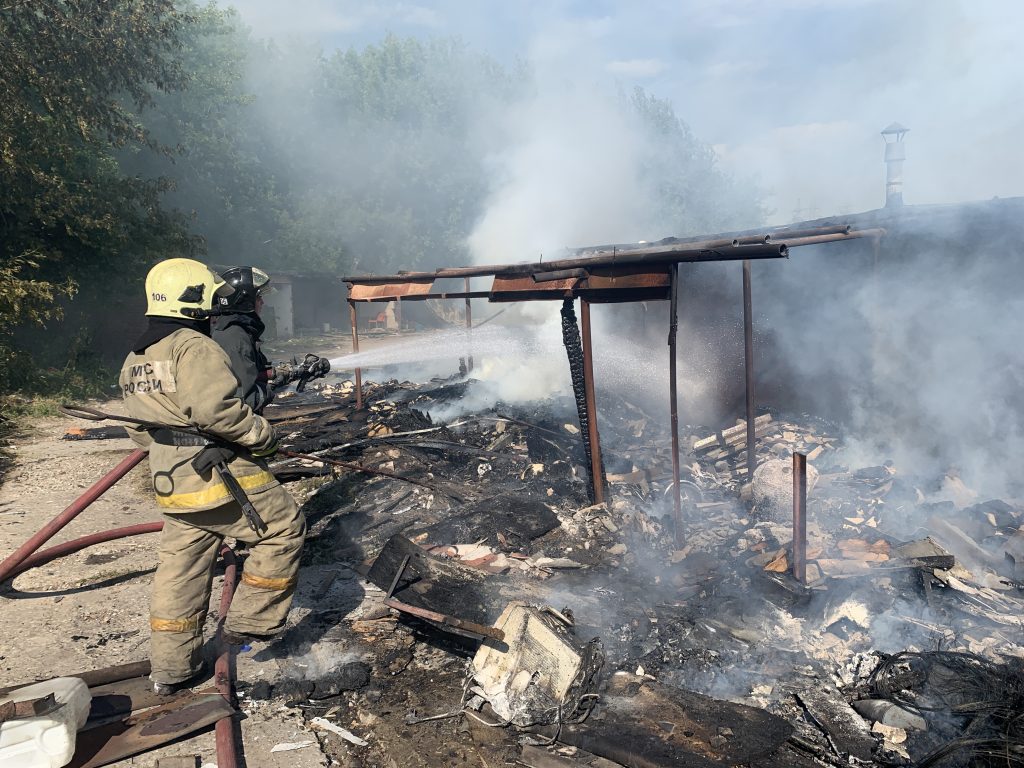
[227,0,1024,224]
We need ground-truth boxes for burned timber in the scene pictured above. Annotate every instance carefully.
[3,200,1024,767]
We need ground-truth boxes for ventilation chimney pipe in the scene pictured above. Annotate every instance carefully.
[881,122,909,207]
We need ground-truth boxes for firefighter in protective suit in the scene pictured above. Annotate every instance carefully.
[119,258,305,695]
[211,266,274,413]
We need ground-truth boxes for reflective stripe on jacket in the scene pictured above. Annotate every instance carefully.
[119,328,278,511]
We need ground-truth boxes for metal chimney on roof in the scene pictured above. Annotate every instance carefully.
[881,122,909,207]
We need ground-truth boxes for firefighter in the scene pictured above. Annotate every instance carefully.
[211,266,274,413]
[120,258,305,695]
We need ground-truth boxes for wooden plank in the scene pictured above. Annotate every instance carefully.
[521,745,625,767]
[694,415,772,452]
[794,686,875,761]
[559,676,791,767]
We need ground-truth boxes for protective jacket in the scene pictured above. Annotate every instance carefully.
[212,313,272,413]
[119,326,278,512]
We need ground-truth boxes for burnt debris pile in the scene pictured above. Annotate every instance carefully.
[242,376,1024,768]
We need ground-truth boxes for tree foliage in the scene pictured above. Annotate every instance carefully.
[629,87,764,234]
[0,2,763,399]
[0,0,201,396]
[0,0,199,264]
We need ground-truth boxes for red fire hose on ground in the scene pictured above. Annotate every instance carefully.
[0,448,148,584]
[0,447,242,767]
[2,521,164,582]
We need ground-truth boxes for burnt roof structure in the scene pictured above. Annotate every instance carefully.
[340,221,891,548]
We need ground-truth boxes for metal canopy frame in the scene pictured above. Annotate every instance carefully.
[340,225,885,544]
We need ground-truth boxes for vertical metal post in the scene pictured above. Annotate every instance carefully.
[870,235,881,410]
[579,299,605,505]
[793,452,807,584]
[395,298,402,336]
[743,259,756,481]
[668,265,683,546]
[465,277,474,372]
[348,300,362,409]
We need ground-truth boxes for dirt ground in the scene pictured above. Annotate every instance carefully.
[0,332,364,767]
[0,409,337,767]
[0,328,503,768]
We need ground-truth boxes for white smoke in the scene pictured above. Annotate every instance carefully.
[466,23,656,266]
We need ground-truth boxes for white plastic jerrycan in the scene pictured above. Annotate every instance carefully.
[0,677,92,768]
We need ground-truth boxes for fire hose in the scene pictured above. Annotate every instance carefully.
[1,402,453,586]
[0,476,242,768]
[0,448,148,584]
[0,396,426,766]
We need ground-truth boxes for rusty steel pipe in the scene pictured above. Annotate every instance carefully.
[465,277,474,372]
[733,234,770,246]
[0,448,147,583]
[742,260,756,481]
[793,452,807,584]
[764,224,851,242]
[775,228,886,248]
[75,660,153,689]
[215,545,241,768]
[348,300,363,409]
[0,659,155,697]
[668,265,683,546]
[579,300,605,505]
[3,522,163,583]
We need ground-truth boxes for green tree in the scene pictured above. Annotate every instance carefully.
[118,4,287,265]
[0,0,199,395]
[243,35,521,274]
[629,87,764,235]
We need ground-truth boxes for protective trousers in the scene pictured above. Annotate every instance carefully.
[149,484,305,683]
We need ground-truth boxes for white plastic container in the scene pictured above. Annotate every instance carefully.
[0,677,92,768]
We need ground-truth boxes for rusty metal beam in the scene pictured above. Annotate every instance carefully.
[348,280,435,301]
[465,277,474,372]
[764,224,851,242]
[793,452,807,584]
[348,300,362,409]
[576,223,855,253]
[384,597,505,642]
[668,265,683,546]
[349,290,491,303]
[489,267,672,304]
[579,300,605,505]
[773,228,886,247]
[743,260,756,481]
[344,242,787,284]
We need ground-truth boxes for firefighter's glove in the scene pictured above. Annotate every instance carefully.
[250,435,280,459]
[270,367,292,389]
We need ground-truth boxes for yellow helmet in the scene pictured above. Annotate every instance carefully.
[144,258,234,318]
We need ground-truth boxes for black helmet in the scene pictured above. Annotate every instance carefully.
[217,266,271,314]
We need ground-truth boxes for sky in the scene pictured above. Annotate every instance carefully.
[225,0,1024,225]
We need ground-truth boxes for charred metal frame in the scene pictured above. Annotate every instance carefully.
[743,259,756,479]
[579,299,605,504]
[342,226,884,541]
[668,265,682,544]
[793,452,808,584]
[465,277,474,372]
